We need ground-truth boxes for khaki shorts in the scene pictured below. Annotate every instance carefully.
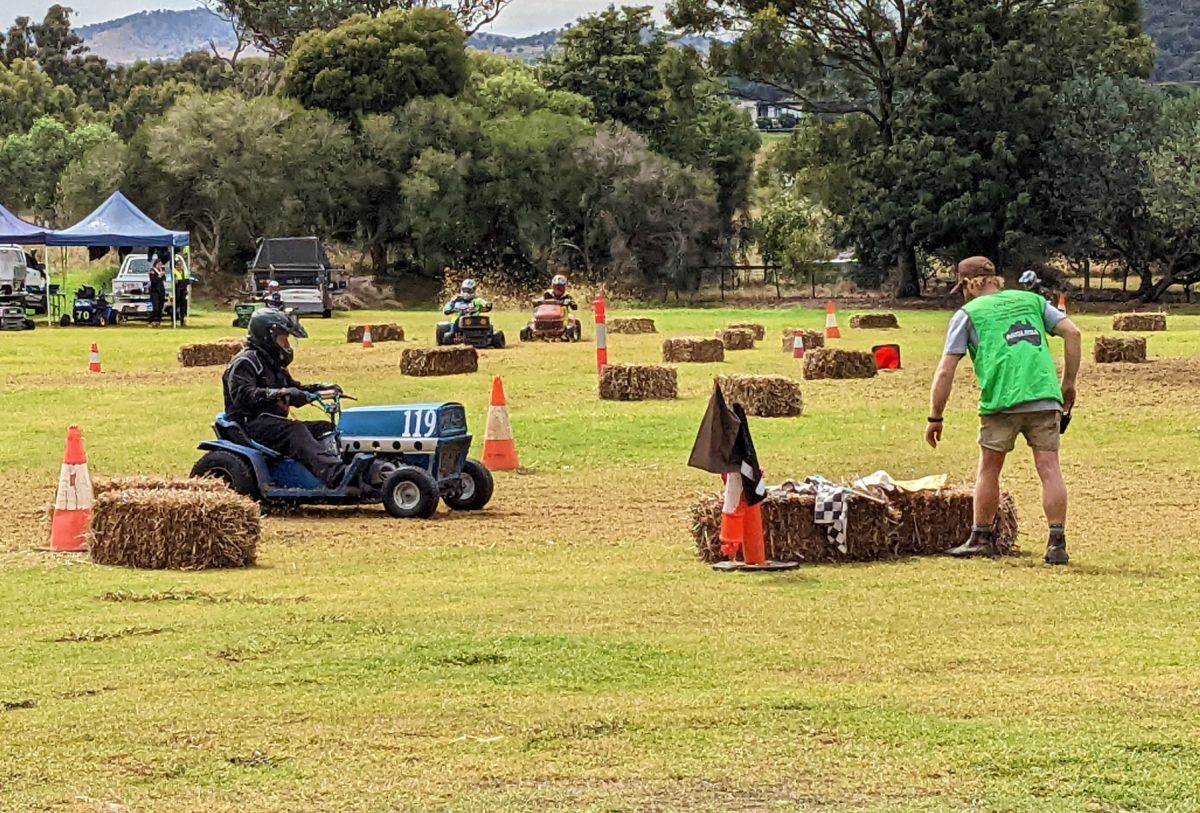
[979,410,1061,453]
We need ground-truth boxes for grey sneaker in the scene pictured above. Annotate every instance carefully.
[1045,533,1069,566]
[946,529,998,558]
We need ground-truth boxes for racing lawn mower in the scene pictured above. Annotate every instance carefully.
[436,298,505,349]
[192,389,493,518]
[59,286,118,327]
[519,300,582,342]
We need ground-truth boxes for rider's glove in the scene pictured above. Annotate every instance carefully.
[305,383,340,394]
[281,387,312,407]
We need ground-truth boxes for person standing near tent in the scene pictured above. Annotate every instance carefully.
[926,256,1082,566]
[174,255,191,326]
[148,254,167,326]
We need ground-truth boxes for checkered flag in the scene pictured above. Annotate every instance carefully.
[814,485,849,554]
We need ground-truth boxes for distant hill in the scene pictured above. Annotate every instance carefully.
[77,3,1198,80]
[1145,0,1200,83]
[78,8,251,64]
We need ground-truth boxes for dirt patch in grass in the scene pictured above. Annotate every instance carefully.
[52,627,166,643]
[100,589,308,605]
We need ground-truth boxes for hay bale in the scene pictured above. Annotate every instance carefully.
[690,487,1017,564]
[1094,335,1147,363]
[1113,312,1167,332]
[608,317,657,334]
[849,313,899,329]
[94,477,230,497]
[347,323,405,343]
[400,345,478,377]
[803,348,877,380]
[781,328,824,352]
[715,328,756,351]
[599,364,677,401]
[177,340,243,368]
[90,488,260,570]
[662,337,725,363]
[727,322,766,340]
[716,374,803,418]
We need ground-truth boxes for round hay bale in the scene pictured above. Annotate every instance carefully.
[89,488,261,570]
[715,328,756,351]
[178,340,243,368]
[1113,312,1167,332]
[716,374,803,418]
[727,322,766,340]
[662,337,725,363]
[803,348,877,380]
[781,329,824,352]
[347,323,405,343]
[1094,335,1147,363]
[400,345,478,377]
[849,313,899,329]
[599,364,677,401]
[608,317,657,334]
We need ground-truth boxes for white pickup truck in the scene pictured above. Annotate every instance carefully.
[248,237,343,318]
[0,245,37,330]
[111,255,174,321]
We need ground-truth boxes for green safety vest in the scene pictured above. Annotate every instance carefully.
[962,289,1063,415]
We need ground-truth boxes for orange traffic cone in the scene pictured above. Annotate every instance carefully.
[481,376,519,471]
[792,334,805,359]
[824,301,841,339]
[88,343,102,373]
[362,325,374,349]
[1058,293,1068,313]
[741,502,766,566]
[49,426,93,552]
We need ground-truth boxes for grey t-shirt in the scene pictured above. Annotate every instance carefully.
[944,300,1067,414]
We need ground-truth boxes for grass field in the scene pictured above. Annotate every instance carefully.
[3,304,1200,812]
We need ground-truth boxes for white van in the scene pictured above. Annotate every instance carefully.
[0,245,28,300]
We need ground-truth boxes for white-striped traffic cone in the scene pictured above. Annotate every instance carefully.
[88,343,102,373]
[49,426,93,552]
[481,376,519,471]
[824,301,841,340]
[362,325,374,349]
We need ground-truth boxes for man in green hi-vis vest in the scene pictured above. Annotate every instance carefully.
[926,256,1082,565]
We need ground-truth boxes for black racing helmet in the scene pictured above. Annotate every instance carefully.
[247,308,308,361]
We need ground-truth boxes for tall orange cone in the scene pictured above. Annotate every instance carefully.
[481,376,519,471]
[824,301,841,339]
[1057,293,1068,313]
[88,343,102,373]
[49,426,93,552]
[362,325,374,349]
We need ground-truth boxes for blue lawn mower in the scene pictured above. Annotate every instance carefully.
[191,390,493,518]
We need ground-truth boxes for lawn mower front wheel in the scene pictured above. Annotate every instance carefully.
[443,459,494,512]
[382,466,439,519]
[192,450,257,497]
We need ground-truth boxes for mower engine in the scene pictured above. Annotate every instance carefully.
[337,403,472,485]
[0,302,30,331]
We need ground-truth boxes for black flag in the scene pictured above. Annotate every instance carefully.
[688,384,766,506]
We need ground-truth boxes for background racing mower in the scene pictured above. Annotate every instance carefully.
[519,299,582,342]
[436,296,505,349]
[59,286,118,327]
[192,388,494,519]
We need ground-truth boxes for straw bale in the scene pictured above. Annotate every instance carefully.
[599,364,678,401]
[690,486,1017,564]
[94,477,231,497]
[1113,312,1166,332]
[849,313,899,329]
[716,374,803,418]
[662,337,725,363]
[347,323,405,343]
[781,329,824,352]
[90,488,260,570]
[727,322,766,340]
[715,328,756,351]
[803,348,877,379]
[608,318,657,334]
[1094,336,1147,363]
[400,345,478,376]
[177,340,243,368]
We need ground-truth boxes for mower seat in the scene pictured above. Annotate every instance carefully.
[214,414,282,460]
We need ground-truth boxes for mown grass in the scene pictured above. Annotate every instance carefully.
[2,304,1200,812]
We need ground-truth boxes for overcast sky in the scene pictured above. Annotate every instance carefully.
[7,0,668,33]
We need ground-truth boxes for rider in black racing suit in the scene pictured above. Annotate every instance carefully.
[222,309,346,486]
